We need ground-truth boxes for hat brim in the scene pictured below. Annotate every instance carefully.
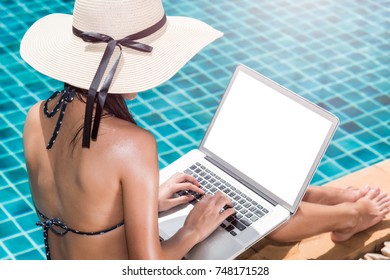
[20,14,223,93]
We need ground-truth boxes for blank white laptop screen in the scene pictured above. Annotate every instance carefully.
[203,70,333,206]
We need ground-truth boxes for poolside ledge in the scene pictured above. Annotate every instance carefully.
[237,159,390,260]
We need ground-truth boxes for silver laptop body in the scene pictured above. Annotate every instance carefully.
[158,64,339,259]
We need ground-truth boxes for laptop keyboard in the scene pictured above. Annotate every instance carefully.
[177,162,270,237]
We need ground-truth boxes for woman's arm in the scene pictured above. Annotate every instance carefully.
[118,128,234,259]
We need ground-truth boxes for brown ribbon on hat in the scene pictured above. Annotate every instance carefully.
[72,13,167,148]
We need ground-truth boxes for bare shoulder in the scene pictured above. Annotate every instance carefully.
[108,118,156,153]
[24,101,43,129]
[23,101,44,149]
[101,118,158,175]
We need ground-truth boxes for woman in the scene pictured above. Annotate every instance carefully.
[21,0,235,260]
[22,0,390,260]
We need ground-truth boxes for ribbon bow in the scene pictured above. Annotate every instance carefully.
[36,217,69,236]
[72,14,166,148]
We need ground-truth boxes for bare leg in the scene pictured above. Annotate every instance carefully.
[268,188,390,243]
[303,185,370,205]
[268,201,356,242]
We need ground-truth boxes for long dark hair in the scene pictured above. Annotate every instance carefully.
[68,84,137,149]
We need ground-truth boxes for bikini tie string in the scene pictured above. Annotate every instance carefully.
[43,84,75,149]
[72,13,167,148]
[36,217,69,236]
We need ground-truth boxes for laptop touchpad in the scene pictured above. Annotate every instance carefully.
[186,228,242,260]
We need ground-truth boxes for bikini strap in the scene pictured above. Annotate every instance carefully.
[35,208,124,259]
[43,84,75,149]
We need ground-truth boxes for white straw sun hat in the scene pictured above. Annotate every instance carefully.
[20,0,223,148]
[20,0,223,94]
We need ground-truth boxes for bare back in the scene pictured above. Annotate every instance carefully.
[23,96,158,259]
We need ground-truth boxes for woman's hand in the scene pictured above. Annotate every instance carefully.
[158,172,204,212]
[183,192,236,244]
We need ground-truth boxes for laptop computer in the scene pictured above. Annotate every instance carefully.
[158,64,339,259]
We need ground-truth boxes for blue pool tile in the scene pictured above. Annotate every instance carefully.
[324,144,344,158]
[142,113,165,125]
[320,161,344,178]
[186,87,210,99]
[16,212,38,232]
[0,220,20,239]
[362,73,380,83]
[0,187,19,204]
[353,148,379,163]
[374,109,390,121]
[345,78,365,89]
[343,106,364,118]
[15,95,39,108]
[360,85,380,96]
[332,129,347,140]
[191,73,213,84]
[372,142,390,157]
[0,127,19,140]
[3,167,28,184]
[0,155,19,170]
[357,115,380,128]
[149,98,171,111]
[129,103,147,116]
[312,88,334,100]
[157,140,172,154]
[181,103,203,115]
[162,108,184,120]
[338,137,362,151]
[372,126,390,139]
[377,69,390,79]
[0,117,8,130]
[3,199,33,217]
[174,118,197,131]
[160,151,181,165]
[344,92,366,104]
[341,121,362,133]
[28,230,44,248]
[358,100,380,112]
[3,111,27,125]
[154,124,178,138]
[355,131,379,144]
[191,112,213,125]
[15,249,45,260]
[337,155,363,170]
[2,235,33,255]
[0,208,8,222]
[14,181,31,196]
[198,97,219,109]
[375,95,390,105]
[175,78,196,90]
[0,175,8,188]
[330,83,349,95]
[0,243,9,259]
[317,102,331,111]
[187,128,205,142]
[168,134,192,147]
[311,172,325,185]
[0,100,18,112]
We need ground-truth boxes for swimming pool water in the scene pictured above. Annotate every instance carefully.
[0,0,389,259]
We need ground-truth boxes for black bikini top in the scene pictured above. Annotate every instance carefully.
[35,208,124,260]
[43,84,75,149]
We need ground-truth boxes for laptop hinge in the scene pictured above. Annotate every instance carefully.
[204,155,278,206]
